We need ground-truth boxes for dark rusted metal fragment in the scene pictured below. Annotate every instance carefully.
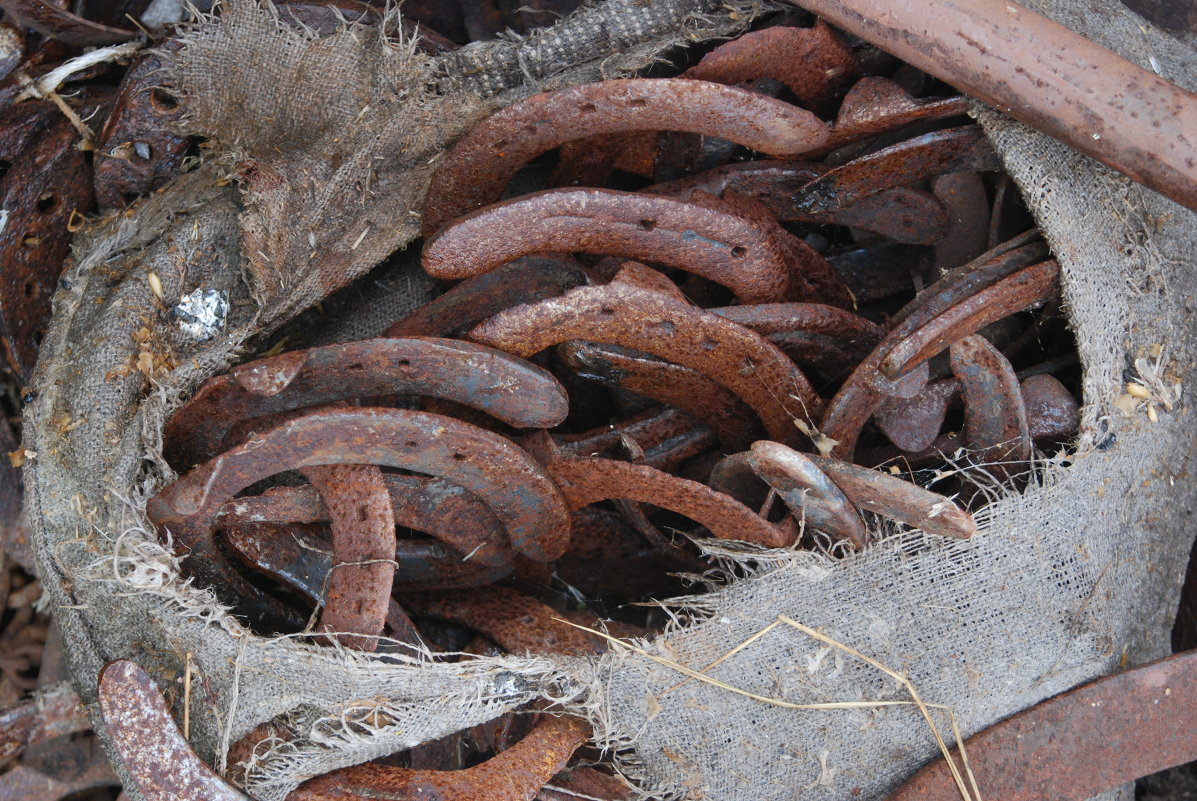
[300,464,396,651]
[813,455,975,539]
[0,682,89,763]
[94,50,192,208]
[646,161,947,244]
[874,380,958,453]
[820,234,1048,458]
[825,77,969,152]
[884,649,1197,801]
[469,283,820,444]
[422,78,829,235]
[384,257,587,338]
[0,113,97,380]
[746,442,868,547]
[163,337,568,469]
[290,714,590,801]
[150,408,570,603]
[558,407,717,472]
[548,456,792,548]
[98,660,250,801]
[792,126,1000,216]
[950,335,1031,477]
[423,188,795,304]
[558,340,761,451]
[687,21,858,112]
[0,0,135,44]
[1021,374,1079,441]
[931,173,990,271]
[220,473,514,589]
[402,586,603,655]
[788,0,1197,214]
[879,259,1060,380]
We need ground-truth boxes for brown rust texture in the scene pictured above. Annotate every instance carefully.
[98,660,249,801]
[884,649,1197,801]
[163,337,569,469]
[150,407,570,563]
[384,257,586,338]
[94,49,191,208]
[813,455,976,539]
[402,586,603,655]
[0,0,134,44]
[289,714,590,801]
[421,78,829,234]
[0,110,98,380]
[0,682,89,763]
[686,21,859,112]
[222,473,515,583]
[879,258,1060,379]
[746,442,868,547]
[422,188,795,304]
[826,76,970,151]
[950,335,1032,477]
[300,464,397,651]
[557,407,717,472]
[792,125,1001,215]
[558,340,762,451]
[468,283,820,444]
[548,456,793,549]
[788,0,1197,214]
[820,235,1049,458]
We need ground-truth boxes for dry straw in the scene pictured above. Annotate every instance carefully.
[561,616,984,801]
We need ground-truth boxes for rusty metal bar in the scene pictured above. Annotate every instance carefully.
[885,649,1197,801]
[786,0,1197,213]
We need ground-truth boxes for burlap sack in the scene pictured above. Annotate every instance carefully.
[22,0,1197,799]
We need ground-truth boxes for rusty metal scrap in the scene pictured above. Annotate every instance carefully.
[885,649,1197,801]
[792,126,1001,216]
[114,13,1100,797]
[422,187,796,304]
[0,682,89,763]
[421,78,829,234]
[402,586,604,655]
[467,282,820,445]
[788,0,1197,214]
[950,335,1032,479]
[299,464,397,651]
[151,407,571,564]
[384,257,587,338]
[0,108,100,380]
[746,442,869,547]
[98,659,249,801]
[558,340,762,451]
[163,337,569,468]
[0,0,135,45]
[94,49,192,208]
[548,455,793,549]
[290,713,590,801]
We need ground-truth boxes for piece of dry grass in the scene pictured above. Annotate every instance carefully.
[561,615,983,801]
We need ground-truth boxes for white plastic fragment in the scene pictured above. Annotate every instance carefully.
[174,288,229,340]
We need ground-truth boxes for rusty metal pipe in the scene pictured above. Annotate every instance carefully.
[786,0,1197,213]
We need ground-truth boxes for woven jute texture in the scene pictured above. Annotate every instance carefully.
[21,1,1197,799]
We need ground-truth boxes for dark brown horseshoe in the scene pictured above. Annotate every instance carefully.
[468,283,820,445]
[421,78,829,235]
[150,407,570,564]
[163,337,569,469]
[422,188,795,304]
[547,456,792,549]
[98,660,249,801]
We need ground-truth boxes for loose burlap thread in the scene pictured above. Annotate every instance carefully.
[21,0,1197,799]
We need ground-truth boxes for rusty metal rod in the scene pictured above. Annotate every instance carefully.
[785,0,1197,213]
